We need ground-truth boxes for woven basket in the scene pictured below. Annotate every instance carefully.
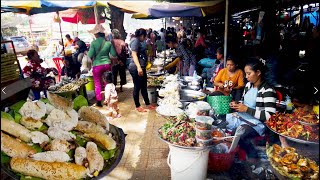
[207,95,232,115]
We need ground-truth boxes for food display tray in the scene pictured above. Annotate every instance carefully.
[266,125,319,145]
[179,89,206,102]
[1,124,126,180]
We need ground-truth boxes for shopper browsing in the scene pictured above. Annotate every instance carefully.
[129,28,156,112]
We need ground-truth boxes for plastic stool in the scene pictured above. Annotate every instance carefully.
[52,57,63,82]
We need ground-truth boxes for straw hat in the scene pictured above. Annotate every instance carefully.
[88,24,106,34]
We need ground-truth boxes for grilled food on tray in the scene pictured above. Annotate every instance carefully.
[266,112,319,142]
[1,95,117,179]
[266,144,319,179]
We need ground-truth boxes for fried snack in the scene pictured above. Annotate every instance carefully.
[75,121,107,134]
[19,101,46,120]
[10,157,87,180]
[84,132,116,150]
[47,92,73,111]
[78,106,109,129]
[86,142,104,174]
[1,118,32,142]
[1,132,36,158]
[75,147,87,166]
[20,117,43,130]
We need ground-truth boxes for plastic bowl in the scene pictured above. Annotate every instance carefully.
[196,136,213,146]
[195,128,213,140]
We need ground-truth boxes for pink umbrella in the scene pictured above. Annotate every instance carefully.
[59,8,105,24]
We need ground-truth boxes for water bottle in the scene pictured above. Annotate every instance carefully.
[192,70,197,81]
[203,79,207,91]
[285,95,293,113]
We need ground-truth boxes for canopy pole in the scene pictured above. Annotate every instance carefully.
[94,5,99,25]
[223,0,229,67]
[56,12,65,56]
[163,17,167,73]
[77,14,79,34]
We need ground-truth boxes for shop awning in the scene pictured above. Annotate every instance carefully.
[126,0,224,19]
[1,0,98,15]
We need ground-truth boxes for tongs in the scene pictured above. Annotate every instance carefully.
[212,136,237,140]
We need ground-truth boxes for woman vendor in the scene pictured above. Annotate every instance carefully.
[23,50,58,100]
[210,57,245,102]
[226,58,277,158]
[164,37,196,76]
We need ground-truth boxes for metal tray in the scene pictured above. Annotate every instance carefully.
[266,125,319,145]
[1,124,126,180]
[180,89,206,102]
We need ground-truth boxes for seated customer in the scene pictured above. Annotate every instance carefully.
[211,57,245,102]
[23,50,57,100]
[226,58,277,158]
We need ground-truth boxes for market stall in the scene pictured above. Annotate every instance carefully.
[1,34,125,180]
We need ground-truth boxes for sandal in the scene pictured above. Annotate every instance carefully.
[146,104,157,110]
[136,107,148,112]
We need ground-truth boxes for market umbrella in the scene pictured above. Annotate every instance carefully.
[59,8,105,24]
[1,0,96,15]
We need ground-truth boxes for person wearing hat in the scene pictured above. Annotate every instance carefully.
[87,24,117,107]
[72,37,87,65]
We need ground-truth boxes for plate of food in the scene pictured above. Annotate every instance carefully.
[266,113,319,145]
[266,143,319,179]
[1,94,125,180]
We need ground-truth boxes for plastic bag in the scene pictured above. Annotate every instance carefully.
[198,58,216,68]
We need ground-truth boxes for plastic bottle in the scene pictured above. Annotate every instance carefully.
[285,95,293,113]
[203,79,207,91]
[193,70,197,81]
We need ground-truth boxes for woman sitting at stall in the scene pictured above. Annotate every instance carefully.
[23,50,58,100]
[226,58,277,158]
[210,57,245,102]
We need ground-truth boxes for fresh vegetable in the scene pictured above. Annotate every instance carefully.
[1,111,14,121]
[98,147,117,161]
[31,144,43,153]
[39,98,50,104]
[10,100,26,112]
[1,151,10,164]
[73,95,88,111]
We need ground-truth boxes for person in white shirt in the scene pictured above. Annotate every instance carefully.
[103,72,121,118]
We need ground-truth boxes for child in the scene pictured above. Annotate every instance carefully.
[103,72,121,118]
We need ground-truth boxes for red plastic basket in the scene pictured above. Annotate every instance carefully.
[208,147,239,172]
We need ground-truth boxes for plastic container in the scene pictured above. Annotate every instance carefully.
[195,128,213,140]
[195,116,214,130]
[147,87,157,103]
[85,76,94,91]
[167,145,209,180]
[196,136,213,146]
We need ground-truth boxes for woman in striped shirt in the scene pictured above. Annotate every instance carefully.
[226,58,277,158]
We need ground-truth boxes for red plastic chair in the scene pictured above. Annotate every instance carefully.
[52,57,63,82]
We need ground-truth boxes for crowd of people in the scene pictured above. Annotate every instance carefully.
[21,21,317,155]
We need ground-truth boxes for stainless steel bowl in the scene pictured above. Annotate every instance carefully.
[179,89,206,102]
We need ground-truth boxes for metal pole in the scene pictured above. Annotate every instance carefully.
[94,5,99,25]
[223,0,229,68]
[57,12,65,56]
[163,18,167,73]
